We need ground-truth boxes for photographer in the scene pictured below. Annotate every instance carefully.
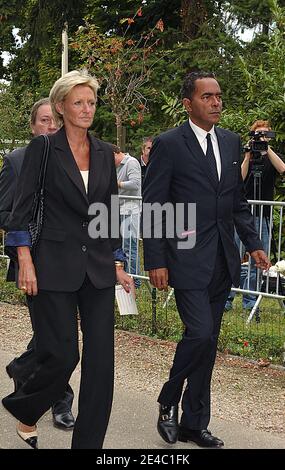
[242,120,285,193]
[225,119,285,312]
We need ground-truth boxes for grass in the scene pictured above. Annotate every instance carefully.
[115,280,285,365]
[219,300,285,363]
[0,258,26,305]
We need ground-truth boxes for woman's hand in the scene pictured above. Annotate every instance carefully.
[116,266,135,295]
[17,246,38,296]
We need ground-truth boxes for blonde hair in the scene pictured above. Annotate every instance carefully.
[250,120,271,132]
[49,69,100,127]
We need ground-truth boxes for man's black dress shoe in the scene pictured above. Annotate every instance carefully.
[157,404,178,444]
[178,427,224,448]
[53,410,75,430]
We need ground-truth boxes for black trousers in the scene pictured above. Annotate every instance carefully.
[2,276,115,449]
[7,296,74,413]
[158,242,231,430]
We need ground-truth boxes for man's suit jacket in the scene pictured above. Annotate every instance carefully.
[141,160,147,186]
[8,126,121,291]
[0,146,26,231]
[143,121,263,290]
[0,147,27,281]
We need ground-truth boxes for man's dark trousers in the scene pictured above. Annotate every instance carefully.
[158,240,231,430]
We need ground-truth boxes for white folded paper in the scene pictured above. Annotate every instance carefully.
[115,285,138,315]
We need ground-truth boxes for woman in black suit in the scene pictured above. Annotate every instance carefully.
[3,70,134,449]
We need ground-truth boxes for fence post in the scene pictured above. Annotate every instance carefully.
[151,287,157,335]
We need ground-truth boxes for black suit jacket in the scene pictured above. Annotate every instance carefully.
[141,160,147,186]
[8,127,121,291]
[0,146,27,281]
[0,146,26,231]
[143,121,263,290]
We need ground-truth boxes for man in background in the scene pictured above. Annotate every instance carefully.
[140,136,153,185]
[0,98,75,430]
[113,145,141,288]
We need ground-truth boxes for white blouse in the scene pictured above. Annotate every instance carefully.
[80,170,89,193]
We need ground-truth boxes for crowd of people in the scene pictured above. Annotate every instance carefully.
[0,67,279,449]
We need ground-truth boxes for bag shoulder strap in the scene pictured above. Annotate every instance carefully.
[36,134,50,194]
[31,135,50,220]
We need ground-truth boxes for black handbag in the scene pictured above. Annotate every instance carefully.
[4,134,50,262]
[28,134,50,253]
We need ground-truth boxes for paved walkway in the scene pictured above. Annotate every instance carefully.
[0,349,284,450]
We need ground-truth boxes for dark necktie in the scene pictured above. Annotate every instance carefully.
[206,133,219,189]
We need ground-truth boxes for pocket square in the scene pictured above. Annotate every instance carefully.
[181,230,196,237]
[232,161,238,165]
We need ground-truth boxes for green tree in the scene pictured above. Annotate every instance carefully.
[228,0,285,34]
[85,0,181,36]
[0,0,87,85]
[71,11,164,149]
[2,0,283,156]
[161,0,285,152]
[222,0,285,149]
[0,83,33,158]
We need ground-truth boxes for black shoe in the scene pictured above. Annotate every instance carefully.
[17,424,38,449]
[157,404,178,444]
[52,410,75,430]
[178,427,224,448]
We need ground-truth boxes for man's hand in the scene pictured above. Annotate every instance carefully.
[149,268,169,290]
[250,250,271,271]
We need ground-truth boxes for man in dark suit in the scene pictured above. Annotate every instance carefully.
[0,98,75,430]
[142,71,270,448]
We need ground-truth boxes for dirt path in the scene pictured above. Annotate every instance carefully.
[0,301,284,437]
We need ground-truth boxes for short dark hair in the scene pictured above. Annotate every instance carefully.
[142,136,153,146]
[112,144,121,154]
[181,71,216,100]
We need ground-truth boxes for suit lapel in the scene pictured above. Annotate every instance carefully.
[87,136,105,202]
[180,121,217,190]
[215,127,229,190]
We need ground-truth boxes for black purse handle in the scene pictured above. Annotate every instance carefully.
[31,134,50,220]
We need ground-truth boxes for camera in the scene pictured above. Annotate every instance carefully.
[243,130,275,169]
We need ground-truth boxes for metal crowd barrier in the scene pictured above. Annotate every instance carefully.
[233,200,285,323]
[0,231,9,269]
[118,195,148,285]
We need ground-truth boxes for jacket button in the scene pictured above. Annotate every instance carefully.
[82,221,88,228]
[82,245,87,252]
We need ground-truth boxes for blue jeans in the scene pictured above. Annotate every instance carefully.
[227,216,269,309]
[120,213,141,288]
